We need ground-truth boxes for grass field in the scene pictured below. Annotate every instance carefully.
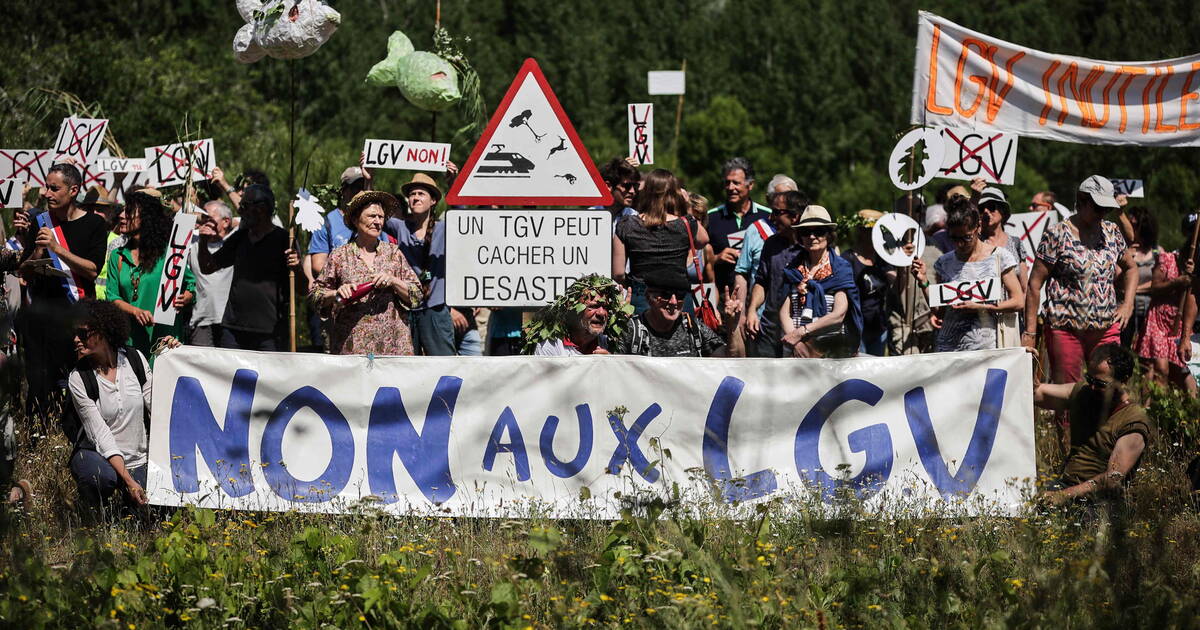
[1,386,1198,629]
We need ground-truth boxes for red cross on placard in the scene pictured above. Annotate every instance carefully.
[942,130,1003,182]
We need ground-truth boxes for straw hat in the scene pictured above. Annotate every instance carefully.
[400,173,442,203]
[856,209,883,228]
[345,190,402,220]
[79,185,117,207]
[793,205,837,228]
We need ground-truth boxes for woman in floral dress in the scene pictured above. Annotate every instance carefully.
[1136,214,1197,395]
[311,192,423,355]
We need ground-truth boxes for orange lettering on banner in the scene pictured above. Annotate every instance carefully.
[985,51,1025,123]
[1116,66,1147,134]
[1181,62,1200,132]
[1075,65,1107,128]
[1140,68,1164,134]
[925,25,953,116]
[1098,71,1124,130]
[1153,66,1177,133]
[1055,62,1079,126]
[1038,61,1062,125]
[953,38,991,117]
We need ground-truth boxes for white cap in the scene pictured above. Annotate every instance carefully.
[1078,175,1120,209]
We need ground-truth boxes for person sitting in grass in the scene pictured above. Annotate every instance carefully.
[1034,343,1155,506]
[67,299,153,520]
[525,275,632,356]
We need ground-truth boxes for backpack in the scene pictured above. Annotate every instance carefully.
[62,347,150,456]
[627,313,704,357]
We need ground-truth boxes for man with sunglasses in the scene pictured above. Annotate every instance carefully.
[197,184,301,351]
[1033,343,1153,506]
[615,271,744,358]
[739,190,807,356]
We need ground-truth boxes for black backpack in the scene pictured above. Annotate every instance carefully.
[62,347,150,454]
[627,313,704,357]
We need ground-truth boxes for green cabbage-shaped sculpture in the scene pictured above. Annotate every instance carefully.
[366,30,461,112]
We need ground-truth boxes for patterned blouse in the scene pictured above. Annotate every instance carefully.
[1036,219,1126,330]
[311,241,422,356]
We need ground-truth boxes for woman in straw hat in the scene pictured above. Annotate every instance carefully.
[778,206,862,358]
[311,191,423,355]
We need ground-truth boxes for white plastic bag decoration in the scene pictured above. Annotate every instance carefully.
[233,0,341,63]
[365,29,462,112]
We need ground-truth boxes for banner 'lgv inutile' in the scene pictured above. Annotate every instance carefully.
[911,11,1200,146]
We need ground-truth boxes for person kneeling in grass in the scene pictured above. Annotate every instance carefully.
[67,299,153,521]
[1034,343,1155,506]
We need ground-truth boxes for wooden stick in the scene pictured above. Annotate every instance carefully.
[288,60,297,352]
[671,59,686,172]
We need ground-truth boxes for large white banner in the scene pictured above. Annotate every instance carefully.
[444,209,612,307]
[911,11,1200,146]
[147,347,1036,518]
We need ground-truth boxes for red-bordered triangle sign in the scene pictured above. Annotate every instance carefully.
[447,58,612,207]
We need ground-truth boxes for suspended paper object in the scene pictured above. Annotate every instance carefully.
[233,0,341,64]
[364,30,462,112]
[293,188,326,233]
[365,31,415,87]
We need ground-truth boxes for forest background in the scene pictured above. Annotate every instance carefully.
[2,0,1200,246]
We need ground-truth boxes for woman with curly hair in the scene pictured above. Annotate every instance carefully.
[106,190,194,357]
[67,299,152,519]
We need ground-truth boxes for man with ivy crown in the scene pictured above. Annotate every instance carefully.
[526,275,632,356]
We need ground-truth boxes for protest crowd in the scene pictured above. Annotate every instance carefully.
[0,144,1193,519]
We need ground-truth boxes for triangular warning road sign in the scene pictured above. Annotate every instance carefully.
[447,58,613,207]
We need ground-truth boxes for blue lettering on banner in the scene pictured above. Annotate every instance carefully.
[483,407,531,481]
[702,377,778,502]
[366,377,462,504]
[793,380,893,502]
[903,369,1007,499]
[605,404,662,482]
[169,369,258,497]
[260,387,355,502]
[164,366,1011,508]
[540,404,594,478]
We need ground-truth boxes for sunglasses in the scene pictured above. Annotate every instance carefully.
[1085,373,1111,390]
[649,290,688,302]
[796,228,829,238]
[74,326,95,340]
[949,233,975,244]
[616,181,639,191]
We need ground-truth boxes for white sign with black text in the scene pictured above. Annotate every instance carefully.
[1110,178,1144,198]
[53,117,109,164]
[627,104,653,165]
[445,209,612,307]
[937,127,1018,185]
[927,277,1001,307]
[95,156,148,173]
[153,212,198,326]
[362,139,451,172]
[144,139,215,187]
[0,179,21,208]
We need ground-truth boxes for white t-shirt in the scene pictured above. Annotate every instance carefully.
[67,349,153,469]
[189,234,235,327]
[533,338,582,357]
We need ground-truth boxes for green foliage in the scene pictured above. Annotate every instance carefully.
[2,0,1199,242]
[520,274,633,353]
